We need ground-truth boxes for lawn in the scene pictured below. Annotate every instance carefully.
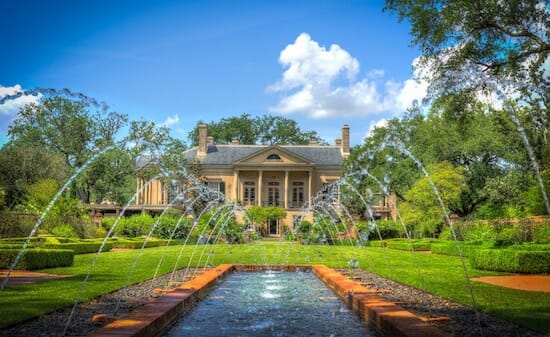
[0,243,548,333]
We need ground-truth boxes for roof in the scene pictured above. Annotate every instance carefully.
[182,144,344,167]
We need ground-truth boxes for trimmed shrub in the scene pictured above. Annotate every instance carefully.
[533,224,550,244]
[369,240,387,247]
[386,240,431,251]
[508,243,550,251]
[0,248,74,270]
[469,249,550,273]
[430,241,480,257]
[43,241,113,254]
[111,239,173,249]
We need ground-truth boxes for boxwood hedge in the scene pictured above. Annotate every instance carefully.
[430,241,481,257]
[43,242,113,254]
[469,249,550,273]
[111,239,174,249]
[386,240,431,251]
[0,248,74,270]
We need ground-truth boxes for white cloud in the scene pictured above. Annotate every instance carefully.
[0,84,42,132]
[0,85,41,115]
[159,114,180,128]
[268,34,428,119]
[365,118,389,139]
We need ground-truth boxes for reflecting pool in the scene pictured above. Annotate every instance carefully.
[164,271,373,337]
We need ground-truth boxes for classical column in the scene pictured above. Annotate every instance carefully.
[234,170,239,202]
[284,170,289,209]
[258,170,263,206]
[308,169,313,206]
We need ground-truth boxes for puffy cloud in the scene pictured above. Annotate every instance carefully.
[159,114,180,128]
[0,85,41,115]
[364,118,389,139]
[0,84,42,132]
[268,34,427,119]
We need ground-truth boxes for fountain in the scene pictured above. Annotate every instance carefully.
[1,88,547,337]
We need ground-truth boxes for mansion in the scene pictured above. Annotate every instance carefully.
[128,124,395,237]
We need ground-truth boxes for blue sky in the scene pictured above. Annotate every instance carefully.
[0,0,426,147]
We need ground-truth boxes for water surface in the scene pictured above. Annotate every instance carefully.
[164,271,372,337]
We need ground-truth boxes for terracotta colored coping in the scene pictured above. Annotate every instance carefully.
[312,265,450,337]
[87,264,450,337]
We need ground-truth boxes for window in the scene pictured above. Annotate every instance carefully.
[243,181,256,206]
[291,181,304,208]
[267,181,280,206]
[206,181,225,201]
[321,182,339,202]
[267,154,281,160]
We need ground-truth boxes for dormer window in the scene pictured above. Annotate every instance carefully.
[267,154,281,161]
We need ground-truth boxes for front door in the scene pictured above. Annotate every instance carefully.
[268,218,279,236]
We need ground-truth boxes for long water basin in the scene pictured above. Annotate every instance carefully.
[163,270,373,337]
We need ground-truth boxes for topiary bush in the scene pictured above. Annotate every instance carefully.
[469,249,550,273]
[0,248,74,270]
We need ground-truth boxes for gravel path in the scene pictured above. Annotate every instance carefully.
[0,267,546,337]
[335,268,545,337]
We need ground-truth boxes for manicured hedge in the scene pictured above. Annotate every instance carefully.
[0,248,74,270]
[386,240,431,251]
[430,241,481,257]
[469,249,550,273]
[111,239,174,249]
[369,240,386,247]
[43,242,113,254]
[0,244,32,249]
[508,243,550,251]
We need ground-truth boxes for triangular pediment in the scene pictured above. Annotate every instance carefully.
[234,145,314,166]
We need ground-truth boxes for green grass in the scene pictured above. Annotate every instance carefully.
[0,244,549,333]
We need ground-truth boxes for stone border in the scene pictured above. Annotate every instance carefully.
[312,265,450,337]
[87,264,450,337]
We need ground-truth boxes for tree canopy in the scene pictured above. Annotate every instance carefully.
[1,95,186,207]
[384,0,549,110]
[188,113,326,146]
[342,1,550,229]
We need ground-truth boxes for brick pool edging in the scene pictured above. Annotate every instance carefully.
[87,264,450,337]
[311,265,450,337]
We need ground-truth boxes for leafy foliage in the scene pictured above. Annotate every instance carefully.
[469,249,550,273]
[188,114,325,146]
[0,248,74,270]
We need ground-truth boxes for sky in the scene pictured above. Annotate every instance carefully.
[0,0,427,147]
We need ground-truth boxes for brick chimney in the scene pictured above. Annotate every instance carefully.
[335,138,342,147]
[341,124,350,158]
[197,124,207,159]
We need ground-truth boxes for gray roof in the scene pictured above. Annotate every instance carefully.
[183,145,344,167]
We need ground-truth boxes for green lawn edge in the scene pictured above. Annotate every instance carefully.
[0,244,548,333]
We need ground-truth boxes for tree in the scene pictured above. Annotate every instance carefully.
[400,161,466,237]
[0,144,67,209]
[188,114,325,146]
[9,96,127,167]
[256,115,325,145]
[244,206,287,236]
[6,97,186,205]
[384,0,549,110]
